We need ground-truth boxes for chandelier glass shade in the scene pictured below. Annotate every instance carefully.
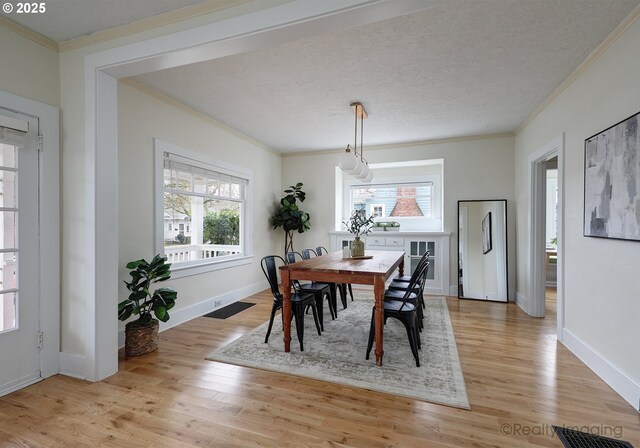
[339,102,373,183]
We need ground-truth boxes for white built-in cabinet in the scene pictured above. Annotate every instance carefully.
[329,232,450,295]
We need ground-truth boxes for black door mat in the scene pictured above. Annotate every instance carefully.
[553,426,634,448]
[204,302,255,319]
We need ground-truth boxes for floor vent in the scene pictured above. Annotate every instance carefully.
[204,302,255,319]
[553,426,634,448]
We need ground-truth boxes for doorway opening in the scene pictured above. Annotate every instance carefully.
[528,134,564,340]
[545,157,558,320]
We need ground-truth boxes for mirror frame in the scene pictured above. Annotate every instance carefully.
[457,199,509,302]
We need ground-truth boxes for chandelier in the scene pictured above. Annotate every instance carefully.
[339,102,373,183]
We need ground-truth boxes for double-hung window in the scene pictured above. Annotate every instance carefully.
[155,140,253,276]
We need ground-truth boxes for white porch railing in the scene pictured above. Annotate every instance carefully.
[164,244,241,263]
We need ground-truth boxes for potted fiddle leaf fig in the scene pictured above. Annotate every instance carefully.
[271,182,311,255]
[118,254,177,357]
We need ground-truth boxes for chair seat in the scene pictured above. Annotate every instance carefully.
[298,283,329,293]
[388,280,420,292]
[393,275,413,283]
[278,292,315,304]
[384,289,418,301]
[382,299,416,313]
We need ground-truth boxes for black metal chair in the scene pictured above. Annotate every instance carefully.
[391,251,430,309]
[261,255,321,351]
[365,259,428,367]
[389,251,429,321]
[301,248,346,312]
[386,255,430,329]
[286,251,336,330]
[316,246,353,308]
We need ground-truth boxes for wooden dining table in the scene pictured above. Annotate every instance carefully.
[279,250,405,366]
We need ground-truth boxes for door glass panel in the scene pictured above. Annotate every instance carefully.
[0,142,18,333]
[427,241,435,257]
[0,292,16,332]
[0,212,16,249]
[419,241,426,255]
[0,144,16,168]
[0,170,16,208]
[410,241,417,256]
[0,251,16,291]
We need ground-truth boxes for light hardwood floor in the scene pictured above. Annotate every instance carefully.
[1,291,638,447]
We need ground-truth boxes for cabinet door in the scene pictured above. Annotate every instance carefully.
[407,239,440,290]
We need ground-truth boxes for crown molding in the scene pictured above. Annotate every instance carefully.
[120,78,280,157]
[515,4,640,136]
[0,15,58,51]
[58,0,253,52]
[281,132,514,158]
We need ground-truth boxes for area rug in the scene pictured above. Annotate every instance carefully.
[206,292,469,409]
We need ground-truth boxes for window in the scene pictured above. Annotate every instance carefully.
[370,204,385,218]
[155,140,253,276]
[338,159,443,232]
[352,182,433,218]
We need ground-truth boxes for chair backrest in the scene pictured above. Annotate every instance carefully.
[301,248,317,260]
[316,246,329,255]
[286,251,303,265]
[285,251,305,292]
[261,255,285,301]
[398,257,430,311]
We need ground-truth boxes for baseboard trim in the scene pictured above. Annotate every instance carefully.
[449,285,458,297]
[0,373,41,398]
[562,328,640,412]
[515,290,529,314]
[118,279,268,348]
[59,352,87,380]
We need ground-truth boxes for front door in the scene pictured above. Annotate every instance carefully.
[0,109,41,396]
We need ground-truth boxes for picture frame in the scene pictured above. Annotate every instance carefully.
[482,211,492,254]
[584,110,640,241]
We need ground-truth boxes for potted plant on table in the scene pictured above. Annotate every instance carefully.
[343,209,375,257]
[118,254,177,357]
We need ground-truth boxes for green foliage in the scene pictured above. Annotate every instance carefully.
[204,209,240,245]
[343,209,375,237]
[271,183,311,253]
[118,254,177,325]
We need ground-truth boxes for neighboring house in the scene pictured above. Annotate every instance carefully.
[164,211,191,243]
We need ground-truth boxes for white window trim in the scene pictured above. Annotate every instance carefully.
[154,139,253,279]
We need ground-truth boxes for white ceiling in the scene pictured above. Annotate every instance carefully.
[5,0,206,41]
[131,0,638,153]
[5,0,637,152]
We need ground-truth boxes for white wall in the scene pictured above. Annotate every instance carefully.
[56,1,282,365]
[515,15,640,406]
[282,135,516,292]
[0,26,59,107]
[117,81,280,326]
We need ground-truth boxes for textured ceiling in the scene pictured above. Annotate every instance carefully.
[4,0,207,41]
[134,0,638,153]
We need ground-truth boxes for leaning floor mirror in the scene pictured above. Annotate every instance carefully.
[458,200,508,302]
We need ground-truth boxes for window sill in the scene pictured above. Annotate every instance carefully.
[169,255,254,279]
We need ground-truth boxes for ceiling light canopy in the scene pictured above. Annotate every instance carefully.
[339,102,372,183]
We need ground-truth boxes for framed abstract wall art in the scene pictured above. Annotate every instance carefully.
[584,110,640,241]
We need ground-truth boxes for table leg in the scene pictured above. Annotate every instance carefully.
[399,256,405,277]
[374,276,385,366]
[282,270,292,352]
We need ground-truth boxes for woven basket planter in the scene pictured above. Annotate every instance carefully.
[125,319,159,357]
